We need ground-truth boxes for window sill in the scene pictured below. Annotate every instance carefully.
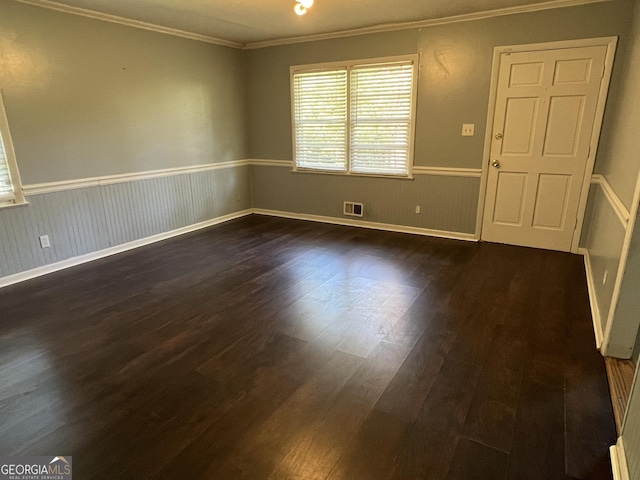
[291,168,415,180]
[0,199,29,210]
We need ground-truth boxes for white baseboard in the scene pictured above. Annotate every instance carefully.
[253,208,477,242]
[1,207,476,289]
[0,209,252,289]
[611,437,630,480]
[579,247,604,349]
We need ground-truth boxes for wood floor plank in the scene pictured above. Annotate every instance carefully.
[462,326,527,453]
[565,352,616,480]
[374,337,445,423]
[269,340,410,480]
[389,358,482,480]
[0,216,617,480]
[605,357,636,434]
[155,338,323,479]
[325,408,411,480]
[563,254,617,480]
[506,379,565,480]
[446,437,508,480]
[208,349,364,479]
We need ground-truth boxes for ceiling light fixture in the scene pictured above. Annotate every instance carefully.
[294,0,314,16]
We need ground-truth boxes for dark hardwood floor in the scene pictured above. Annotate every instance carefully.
[0,215,616,479]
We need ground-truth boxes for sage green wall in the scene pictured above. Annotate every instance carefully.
[251,166,479,234]
[247,1,632,167]
[0,0,247,185]
[599,0,640,362]
[0,0,637,280]
[0,1,251,281]
[246,29,419,161]
[0,167,252,280]
[592,0,640,210]
[615,208,640,362]
[246,1,633,233]
[580,186,627,338]
[580,0,640,359]
[415,4,631,170]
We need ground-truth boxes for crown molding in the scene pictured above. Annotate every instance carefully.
[13,0,612,51]
[13,0,244,49]
[244,0,612,49]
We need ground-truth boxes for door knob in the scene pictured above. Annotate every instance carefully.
[491,159,501,168]
[495,133,503,140]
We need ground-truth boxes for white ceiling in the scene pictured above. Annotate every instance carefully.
[20,0,608,47]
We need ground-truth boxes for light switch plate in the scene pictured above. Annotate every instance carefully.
[462,124,475,136]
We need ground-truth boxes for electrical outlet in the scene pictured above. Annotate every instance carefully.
[603,270,609,286]
[462,124,475,136]
[39,235,51,248]
[415,205,421,214]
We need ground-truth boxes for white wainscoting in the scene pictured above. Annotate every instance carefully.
[253,208,478,242]
[2,159,485,287]
[0,209,252,288]
[1,161,252,286]
[580,175,631,350]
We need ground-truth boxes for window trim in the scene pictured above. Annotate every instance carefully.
[0,91,26,208]
[290,54,419,179]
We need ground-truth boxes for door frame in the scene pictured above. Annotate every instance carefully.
[475,37,618,253]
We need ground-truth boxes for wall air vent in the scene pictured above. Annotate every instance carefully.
[343,201,364,217]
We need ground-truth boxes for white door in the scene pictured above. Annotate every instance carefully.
[481,45,608,251]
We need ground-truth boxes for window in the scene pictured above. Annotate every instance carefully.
[291,55,417,177]
[0,92,25,207]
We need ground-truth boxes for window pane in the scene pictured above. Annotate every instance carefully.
[350,63,413,176]
[0,131,15,202]
[293,69,347,171]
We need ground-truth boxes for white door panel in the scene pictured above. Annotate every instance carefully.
[532,174,572,230]
[493,172,528,225]
[482,45,608,251]
[502,97,539,156]
[509,62,544,87]
[543,96,585,156]
[553,58,593,85]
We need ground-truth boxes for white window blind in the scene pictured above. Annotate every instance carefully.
[0,92,25,207]
[350,62,413,176]
[0,131,15,203]
[292,56,416,177]
[292,69,347,171]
